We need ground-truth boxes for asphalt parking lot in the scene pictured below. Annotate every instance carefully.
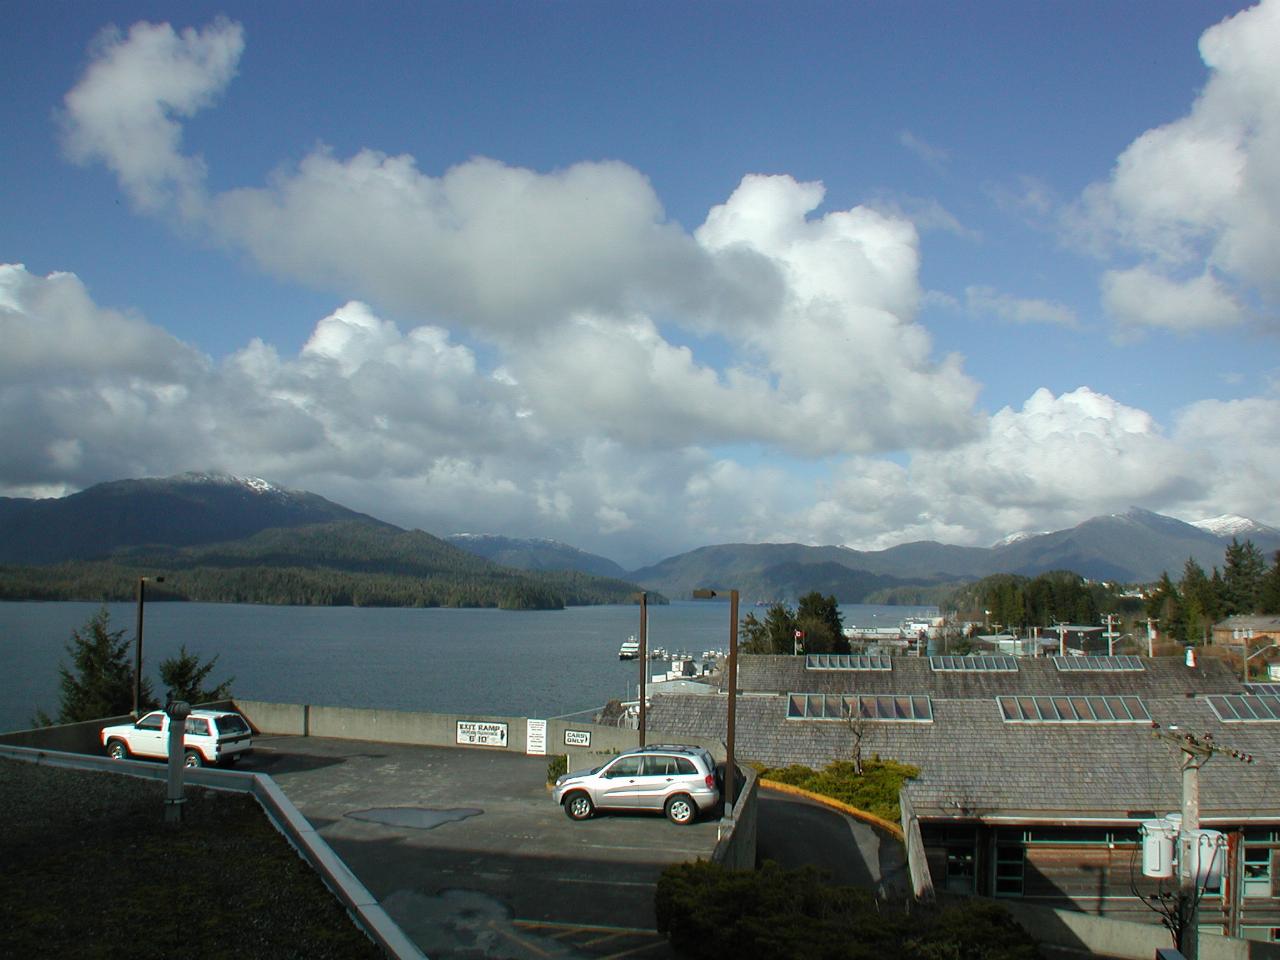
[240,737,722,959]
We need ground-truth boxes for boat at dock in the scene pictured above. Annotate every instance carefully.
[618,636,640,659]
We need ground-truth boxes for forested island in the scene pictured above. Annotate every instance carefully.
[0,521,652,610]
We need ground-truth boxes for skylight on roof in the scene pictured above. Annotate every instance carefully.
[930,655,1019,672]
[1053,655,1144,672]
[997,695,1151,723]
[806,654,892,671]
[1245,683,1280,698]
[1207,694,1280,722]
[786,692,933,722]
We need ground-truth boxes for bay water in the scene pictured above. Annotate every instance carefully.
[0,600,936,734]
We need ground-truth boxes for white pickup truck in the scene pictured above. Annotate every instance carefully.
[100,709,253,767]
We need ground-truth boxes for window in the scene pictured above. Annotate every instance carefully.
[930,655,1018,672]
[1244,847,1273,899]
[606,756,642,778]
[945,845,976,893]
[673,757,697,775]
[215,714,250,735]
[994,844,1025,897]
[806,654,892,671]
[184,717,210,736]
[786,692,933,722]
[1207,695,1280,722]
[998,695,1150,723]
[136,713,163,731]
[1053,655,1144,671]
[641,756,676,776]
[1241,927,1280,943]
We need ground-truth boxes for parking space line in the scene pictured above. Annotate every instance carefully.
[489,920,555,958]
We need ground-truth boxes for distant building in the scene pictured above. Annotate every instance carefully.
[1212,615,1280,649]
[648,653,1280,943]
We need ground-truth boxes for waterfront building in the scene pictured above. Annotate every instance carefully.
[648,653,1280,942]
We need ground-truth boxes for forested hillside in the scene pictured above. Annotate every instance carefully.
[0,521,649,609]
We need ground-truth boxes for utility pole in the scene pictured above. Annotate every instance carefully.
[1151,725,1254,959]
[1103,613,1118,655]
[638,592,647,747]
[1148,617,1158,657]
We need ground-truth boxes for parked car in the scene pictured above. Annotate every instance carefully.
[552,744,719,824]
[100,709,253,767]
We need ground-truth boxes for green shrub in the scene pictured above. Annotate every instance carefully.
[546,754,568,783]
[655,860,1037,960]
[757,758,919,823]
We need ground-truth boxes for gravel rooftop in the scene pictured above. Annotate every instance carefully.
[0,757,387,959]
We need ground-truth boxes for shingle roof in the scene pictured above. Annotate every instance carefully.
[649,654,1280,824]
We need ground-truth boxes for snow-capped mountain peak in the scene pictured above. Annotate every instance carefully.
[1191,514,1278,538]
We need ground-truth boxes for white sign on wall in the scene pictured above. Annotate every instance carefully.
[456,720,508,747]
[526,719,547,756]
[564,729,591,747]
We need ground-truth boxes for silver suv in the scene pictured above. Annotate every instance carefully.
[552,744,719,824]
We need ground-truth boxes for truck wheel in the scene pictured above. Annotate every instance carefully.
[563,792,594,821]
[107,739,129,761]
[184,750,204,768]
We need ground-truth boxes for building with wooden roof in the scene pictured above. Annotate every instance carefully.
[647,653,1280,943]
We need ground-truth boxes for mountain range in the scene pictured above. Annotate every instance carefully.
[2,472,1277,605]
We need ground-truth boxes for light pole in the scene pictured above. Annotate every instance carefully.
[1239,640,1279,683]
[693,587,738,815]
[133,575,164,718]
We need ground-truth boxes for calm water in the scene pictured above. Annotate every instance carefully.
[0,600,936,733]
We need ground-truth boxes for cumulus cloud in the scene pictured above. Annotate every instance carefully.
[1070,0,1280,332]
[57,20,987,460]
[4,264,1277,563]
[61,18,243,215]
[33,16,1280,563]
[1101,266,1245,335]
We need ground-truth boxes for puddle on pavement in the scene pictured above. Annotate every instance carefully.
[346,806,483,830]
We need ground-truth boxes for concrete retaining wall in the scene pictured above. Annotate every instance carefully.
[231,698,722,767]
[0,715,132,755]
[998,899,1280,960]
[712,767,759,870]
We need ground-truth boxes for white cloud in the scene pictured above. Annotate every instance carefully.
[61,18,243,216]
[1071,0,1280,332]
[57,23,987,460]
[3,264,1277,564]
[1101,266,1245,336]
[965,286,1078,327]
[898,130,950,171]
[1172,393,1280,523]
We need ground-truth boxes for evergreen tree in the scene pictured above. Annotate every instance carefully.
[36,608,156,725]
[1222,538,1266,615]
[158,645,234,704]
[795,591,849,654]
[1145,572,1186,645]
[1180,558,1220,645]
[1261,552,1280,616]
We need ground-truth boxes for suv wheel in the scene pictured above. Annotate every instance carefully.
[564,791,594,821]
[665,794,696,825]
[184,750,204,768]
[106,739,129,761]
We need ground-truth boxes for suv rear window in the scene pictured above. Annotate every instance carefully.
[214,715,250,735]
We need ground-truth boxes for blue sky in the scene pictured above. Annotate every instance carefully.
[2,1,1277,568]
